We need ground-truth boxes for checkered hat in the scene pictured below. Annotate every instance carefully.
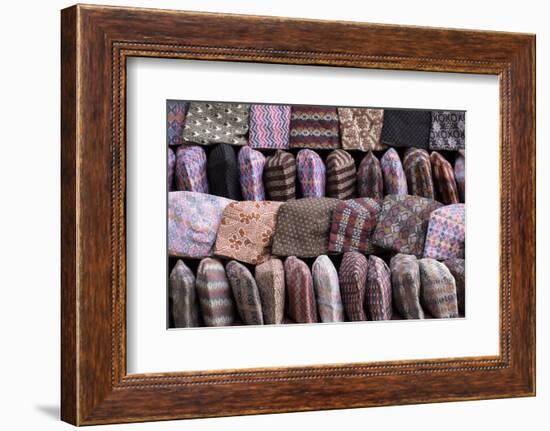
[249,104,291,149]
[289,105,340,149]
[167,100,188,146]
[338,107,386,151]
[431,151,460,204]
[366,255,392,321]
[326,149,357,199]
[238,146,266,201]
[196,257,236,326]
[226,260,264,325]
[168,147,175,192]
[423,203,465,260]
[403,147,434,199]
[263,150,296,201]
[381,148,408,195]
[338,251,368,321]
[390,254,424,320]
[312,255,344,322]
[169,260,201,328]
[207,143,242,200]
[418,258,458,318]
[381,109,431,149]
[429,110,465,151]
[175,145,209,193]
[357,151,384,199]
[296,149,326,198]
[443,257,465,315]
[284,256,318,323]
[455,151,465,202]
[255,258,285,325]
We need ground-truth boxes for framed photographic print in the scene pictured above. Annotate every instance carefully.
[61,4,536,425]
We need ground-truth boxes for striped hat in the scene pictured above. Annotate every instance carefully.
[381,109,431,149]
[455,151,465,202]
[431,151,460,204]
[169,260,201,328]
[418,258,458,318]
[443,258,465,315]
[296,149,326,198]
[429,110,465,151]
[255,258,285,325]
[338,252,368,321]
[168,147,175,192]
[381,148,408,195]
[326,149,357,199]
[312,255,344,323]
[207,143,242,200]
[390,254,424,320]
[167,100,188,146]
[366,255,392,321]
[226,261,264,325]
[403,147,434,199]
[175,145,209,193]
[423,203,465,260]
[238,146,266,201]
[284,256,318,323]
[357,151,384,199]
[196,257,236,326]
[338,107,386,151]
[263,150,296,201]
[249,104,291,149]
[289,105,340,149]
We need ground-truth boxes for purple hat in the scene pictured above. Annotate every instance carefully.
[423,203,465,260]
[339,252,368,321]
[381,148,408,195]
[196,257,236,326]
[312,255,344,323]
[357,151,384,199]
[284,256,318,323]
[249,104,291,149]
[403,148,434,199]
[296,149,326,198]
[175,145,209,193]
[167,100,188,146]
[238,146,266,201]
[431,151,460,205]
[455,151,465,202]
[168,147,175,192]
[366,255,392,321]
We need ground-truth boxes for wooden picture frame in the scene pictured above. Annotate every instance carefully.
[61,4,536,425]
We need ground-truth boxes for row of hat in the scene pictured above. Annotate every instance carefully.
[169,144,465,204]
[169,252,464,328]
[167,101,465,153]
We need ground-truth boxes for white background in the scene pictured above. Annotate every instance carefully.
[0,0,547,430]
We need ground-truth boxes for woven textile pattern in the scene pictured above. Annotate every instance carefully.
[196,257,236,326]
[238,146,266,201]
[357,151,384,199]
[423,204,465,260]
[214,201,282,265]
[381,109,431,149]
[249,104,291,149]
[207,143,242,200]
[366,255,392,320]
[431,151,460,205]
[296,149,326,198]
[444,258,465,315]
[455,151,465,202]
[429,110,465,150]
[168,147,175,192]
[381,148,408,195]
[339,252,368,321]
[167,100,188,146]
[312,255,344,322]
[338,108,386,151]
[289,106,340,149]
[263,150,296,201]
[403,148,434,199]
[169,260,201,327]
[419,258,458,318]
[255,259,285,324]
[328,198,381,254]
[175,145,209,193]
[284,256,318,323]
[390,254,425,319]
[168,191,234,258]
[226,261,264,325]
[326,149,357,199]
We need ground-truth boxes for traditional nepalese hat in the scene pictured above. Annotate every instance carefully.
[168,147,175,192]
[296,149,326,198]
[183,102,249,146]
[372,194,443,256]
[255,258,285,325]
[337,108,386,151]
[175,145,209,193]
[454,151,465,203]
[431,151,460,205]
[271,197,339,258]
[249,104,291,149]
[381,109,431,149]
[390,254,424,320]
[284,256,318,323]
[381,148,408,195]
[168,191,234,258]
[289,105,340,149]
[418,258,458,318]
[207,143,242,200]
[196,257,236,327]
[263,150,296,201]
[169,260,201,328]
[357,151,384,199]
[338,251,368,321]
[366,255,392,321]
[167,100,188,146]
[214,201,282,265]
[312,255,344,323]
[328,198,381,254]
[443,257,465,315]
[326,149,357,199]
[429,110,465,151]
[226,261,264,325]
[424,203,465,260]
[238,146,266,201]
[403,147,434,199]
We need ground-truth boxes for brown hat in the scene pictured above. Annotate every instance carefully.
[366,255,393,321]
[338,252,368,321]
[357,151,384,199]
[418,258,458,318]
[326,149,357,199]
[284,256,318,323]
[430,151,460,204]
[226,261,264,325]
[169,260,201,328]
[263,150,296,201]
[255,258,286,325]
[443,258,465,315]
[338,107,386,151]
[390,254,424,320]
[403,148,434,199]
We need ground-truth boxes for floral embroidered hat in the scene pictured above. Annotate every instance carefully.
[338,107,386,152]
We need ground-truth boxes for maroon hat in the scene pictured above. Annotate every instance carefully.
[403,147,434,199]
[339,252,368,321]
[431,151,460,204]
[284,256,318,323]
[366,255,392,321]
[357,151,384,199]
[226,260,264,325]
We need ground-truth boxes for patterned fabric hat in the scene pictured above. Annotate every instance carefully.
[454,151,465,202]
[296,149,326,198]
[372,194,443,256]
[403,148,434,199]
[207,143,242,200]
[175,145,209,193]
[214,201,282,265]
[284,256,318,323]
[249,104,291,149]
[443,257,465,315]
[357,151,384,199]
[183,102,249,146]
[167,100,188,146]
[271,198,339,257]
[337,108,386,151]
[429,110,465,151]
[328,198,381,254]
[418,258,458,318]
[366,255,392,321]
[168,191,234,258]
[289,105,340,149]
[424,203,465,260]
[326,149,357,199]
[431,151,460,205]
[238,146,266,201]
[339,252,368,321]
[390,254,424,320]
[381,148,408,195]
[312,255,344,323]
[169,260,201,328]
[226,261,264,325]
[168,147,175,192]
[196,257,236,326]
[255,258,285,325]
[263,150,296,201]
[381,109,431,149]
